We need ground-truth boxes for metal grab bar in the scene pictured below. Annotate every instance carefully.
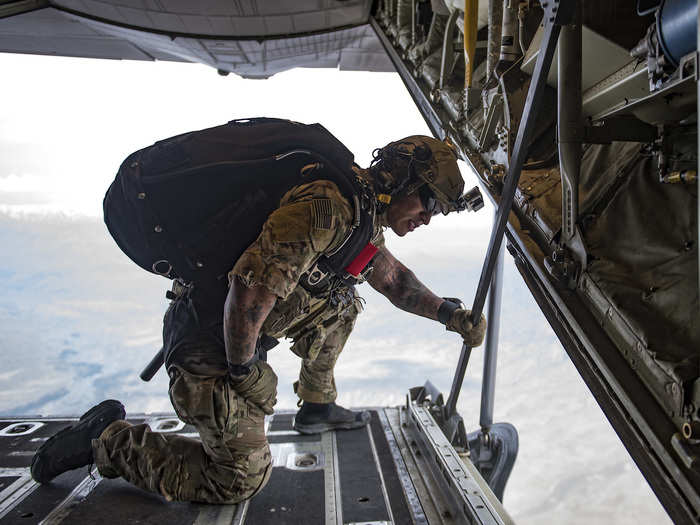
[445,1,575,418]
[479,231,504,431]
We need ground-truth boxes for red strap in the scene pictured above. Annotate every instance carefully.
[344,242,378,277]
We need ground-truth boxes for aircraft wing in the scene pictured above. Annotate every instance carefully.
[0,0,394,77]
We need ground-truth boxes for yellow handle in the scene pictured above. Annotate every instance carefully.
[464,0,479,88]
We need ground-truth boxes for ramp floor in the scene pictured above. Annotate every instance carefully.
[0,410,420,524]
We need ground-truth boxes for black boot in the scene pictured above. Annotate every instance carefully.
[293,402,370,434]
[30,399,125,483]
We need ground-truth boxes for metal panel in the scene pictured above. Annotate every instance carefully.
[40,469,103,524]
[0,3,393,76]
[593,55,697,122]
[582,60,650,119]
[50,0,373,37]
[0,422,44,437]
[378,409,428,525]
[269,441,326,471]
[193,504,245,525]
[366,425,395,525]
[404,400,513,525]
[521,25,635,92]
[144,416,186,433]
[322,430,343,525]
[0,0,48,20]
[0,468,38,520]
[0,8,161,60]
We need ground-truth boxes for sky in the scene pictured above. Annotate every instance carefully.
[0,52,671,524]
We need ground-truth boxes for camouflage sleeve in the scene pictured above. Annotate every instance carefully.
[229,180,354,299]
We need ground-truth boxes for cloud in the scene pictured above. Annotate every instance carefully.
[0,209,670,523]
[0,191,51,205]
[9,388,71,416]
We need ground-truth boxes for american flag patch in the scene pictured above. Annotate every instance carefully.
[312,199,333,230]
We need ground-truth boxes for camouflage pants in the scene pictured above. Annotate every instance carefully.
[294,305,358,403]
[93,356,276,504]
[91,292,358,504]
[265,284,361,405]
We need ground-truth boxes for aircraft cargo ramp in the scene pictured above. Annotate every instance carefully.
[0,406,512,525]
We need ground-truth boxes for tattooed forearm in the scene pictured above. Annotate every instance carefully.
[224,277,277,364]
[245,304,264,324]
[386,267,443,318]
[368,247,443,320]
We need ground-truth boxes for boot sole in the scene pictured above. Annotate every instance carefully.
[79,399,124,422]
[31,400,125,483]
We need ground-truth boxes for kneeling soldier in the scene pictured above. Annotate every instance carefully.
[31,128,486,504]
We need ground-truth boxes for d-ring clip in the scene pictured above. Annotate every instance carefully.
[307,263,328,286]
[152,260,172,276]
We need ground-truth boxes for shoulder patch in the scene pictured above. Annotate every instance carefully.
[312,198,333,230]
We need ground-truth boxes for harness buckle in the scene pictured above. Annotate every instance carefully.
[357,265,374,283]
[306,263,329,287]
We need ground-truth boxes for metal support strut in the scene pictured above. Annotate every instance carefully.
[467,228,518,504]
[557,1,587,274]
[445,0,575,419]
[479,231,504,431]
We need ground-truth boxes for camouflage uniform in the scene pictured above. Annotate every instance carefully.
[233,178,383,402]
[93,177,383,503]
[93,360,276,503]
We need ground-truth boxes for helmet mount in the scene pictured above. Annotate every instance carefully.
[368,135,469,215]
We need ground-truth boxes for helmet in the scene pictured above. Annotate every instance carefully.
[371,135,467,214]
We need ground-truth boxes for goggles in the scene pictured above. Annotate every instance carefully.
[418,184,446,216]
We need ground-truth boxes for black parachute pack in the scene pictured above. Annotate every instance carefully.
[104,118,375,306]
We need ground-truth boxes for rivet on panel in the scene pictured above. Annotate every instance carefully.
[138,192,146,200]
[154,225,163,233]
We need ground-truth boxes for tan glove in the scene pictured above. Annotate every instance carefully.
[446,309,487,347]
[230,361,278,415]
